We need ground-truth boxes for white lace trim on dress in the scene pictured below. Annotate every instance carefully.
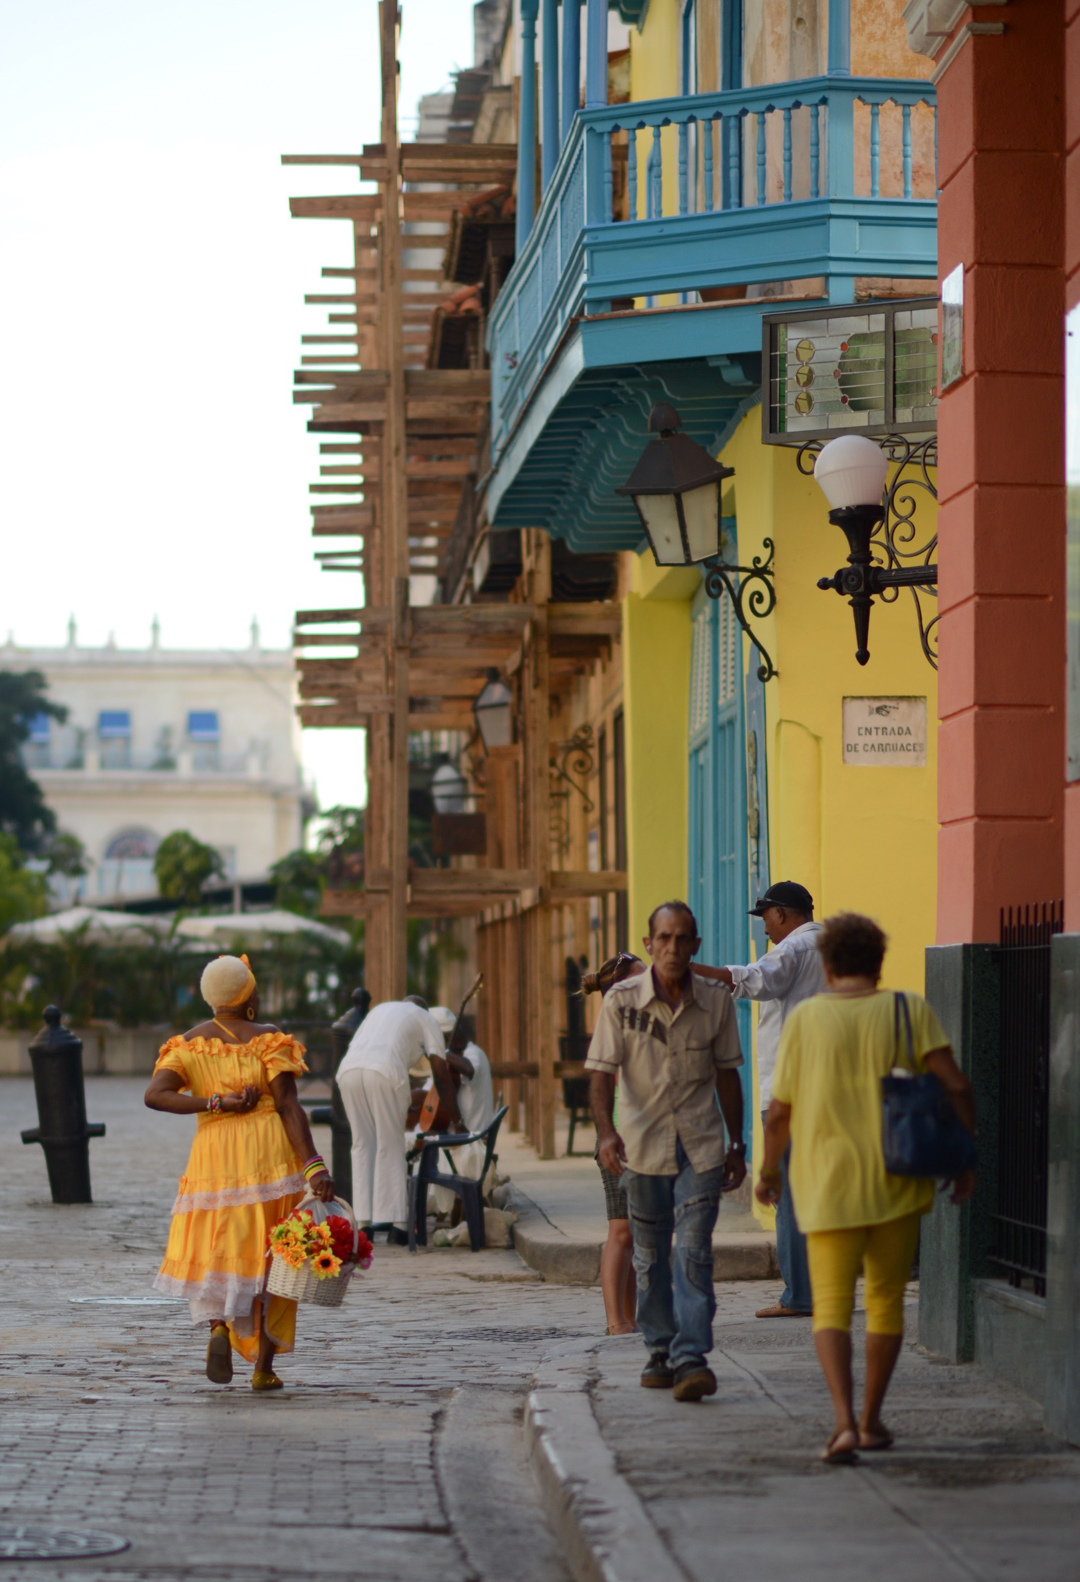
[153,1269,266,1328]
[170,1173,306,1214]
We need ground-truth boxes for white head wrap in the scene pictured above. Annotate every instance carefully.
[200,954,256,1011]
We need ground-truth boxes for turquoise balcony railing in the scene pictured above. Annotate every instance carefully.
[487,76,937,455]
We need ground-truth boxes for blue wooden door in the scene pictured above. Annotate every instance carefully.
[688,573,752,1134]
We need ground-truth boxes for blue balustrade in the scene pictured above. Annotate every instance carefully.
[488,75,937,454]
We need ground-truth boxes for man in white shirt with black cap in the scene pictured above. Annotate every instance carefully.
[714,881,824,1319]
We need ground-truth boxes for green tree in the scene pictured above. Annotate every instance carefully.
[154,831,226,906]
[0,671,67,852]
[316,806,364,855]
[269,848,325,919]
[42,830,88,879]
[0,832,48,935]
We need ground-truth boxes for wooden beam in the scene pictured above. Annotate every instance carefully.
[290,193,463,222]
[549,870,628,898]
[379,0,410,1002]
[294,369,389,389]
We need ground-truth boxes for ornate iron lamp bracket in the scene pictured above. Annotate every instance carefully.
[798,435,938,669]
[548,726,595,860]
[550,726,596,813]
[701,540,778,684]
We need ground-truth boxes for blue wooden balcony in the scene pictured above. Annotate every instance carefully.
[485,76,937,548]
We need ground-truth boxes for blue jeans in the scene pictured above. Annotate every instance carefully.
[624,1140,722,1371]
[765,1109,812,1314]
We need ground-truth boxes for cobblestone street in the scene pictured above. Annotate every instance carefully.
[4,1078,1080,1582]
[1,1079,582,1582]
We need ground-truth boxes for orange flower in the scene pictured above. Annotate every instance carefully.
[311,1250,342,1280]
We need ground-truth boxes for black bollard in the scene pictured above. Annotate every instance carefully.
[21,1006,106,1204]
[319,987,370,1200]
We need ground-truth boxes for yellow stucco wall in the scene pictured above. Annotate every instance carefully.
[719,411,939,995]
[619,416,939,1218]
[622,557,698,944]
[630,0,679,100]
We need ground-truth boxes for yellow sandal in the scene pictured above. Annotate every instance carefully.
[251,1371,284,1391]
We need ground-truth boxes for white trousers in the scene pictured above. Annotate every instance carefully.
[338,1067,410,1228]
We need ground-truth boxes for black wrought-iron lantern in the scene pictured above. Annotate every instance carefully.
[473,668,513,751]
[615,403,734,564]
[616,402,779,682]
[811,434,938,668]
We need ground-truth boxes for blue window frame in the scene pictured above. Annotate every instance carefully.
[687,555,752,1147]
[681,0,697,96]
[98,710,131,738]
[187,711,220,741]
[27,712,50,743]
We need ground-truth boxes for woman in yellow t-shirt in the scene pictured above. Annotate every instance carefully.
[755,913,976,1465]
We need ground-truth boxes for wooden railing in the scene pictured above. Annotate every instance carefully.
[487,76,937,453]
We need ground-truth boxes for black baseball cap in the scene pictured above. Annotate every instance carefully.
[749,881,814,917]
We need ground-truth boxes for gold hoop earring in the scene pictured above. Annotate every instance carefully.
[246,1004,256,1020]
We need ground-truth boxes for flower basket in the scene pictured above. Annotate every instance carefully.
[266,1194,374,1308]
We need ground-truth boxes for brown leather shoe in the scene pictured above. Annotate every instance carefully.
[673,1364,717,1402]
[755,1303,811,1318]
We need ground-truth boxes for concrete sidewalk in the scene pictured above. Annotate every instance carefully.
[528,1285,1080,1582]
[497,1120,778,1284]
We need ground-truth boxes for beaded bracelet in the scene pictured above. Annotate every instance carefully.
[303,1155,328,1180]
[207,1093,222,1115]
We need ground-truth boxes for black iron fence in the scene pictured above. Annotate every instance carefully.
[989,902,1063,1296]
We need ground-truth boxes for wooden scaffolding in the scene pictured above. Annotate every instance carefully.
[285,4,624,1157]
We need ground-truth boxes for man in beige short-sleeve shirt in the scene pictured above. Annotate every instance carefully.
[587,902,745,1403]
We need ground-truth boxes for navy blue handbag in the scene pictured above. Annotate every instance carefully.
[881,994,977,1179]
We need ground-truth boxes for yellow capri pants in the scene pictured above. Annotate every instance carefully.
[805,1212,921,1336]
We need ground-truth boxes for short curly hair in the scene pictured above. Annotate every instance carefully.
[817,912,887,981]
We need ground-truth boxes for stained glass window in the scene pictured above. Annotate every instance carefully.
[763,298,938,444]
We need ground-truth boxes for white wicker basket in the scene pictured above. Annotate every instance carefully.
[266,1194,361,1308]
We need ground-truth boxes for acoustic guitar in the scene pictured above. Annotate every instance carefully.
[415,973,484,1135]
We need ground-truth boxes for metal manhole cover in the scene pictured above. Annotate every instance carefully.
[0,1527,129,1561]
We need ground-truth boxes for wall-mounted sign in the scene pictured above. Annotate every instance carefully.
[941,264,963,390]
[1067,303,1080,778]
[843,696,928,766]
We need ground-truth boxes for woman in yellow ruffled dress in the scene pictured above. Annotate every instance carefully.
[145,954,335,1390]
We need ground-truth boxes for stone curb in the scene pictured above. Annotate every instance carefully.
[525,1344,683,1582]
[513,1217,603,1284]
[512,1211,778,1285]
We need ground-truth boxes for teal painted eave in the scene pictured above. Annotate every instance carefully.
[486,304,766,553]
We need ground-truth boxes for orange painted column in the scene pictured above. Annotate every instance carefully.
[935,0,1065,943]
[1064,0,1080,926]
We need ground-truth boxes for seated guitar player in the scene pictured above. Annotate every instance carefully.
[425,1008,495,1218]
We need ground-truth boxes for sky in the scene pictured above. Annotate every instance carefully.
[0,0,478,817]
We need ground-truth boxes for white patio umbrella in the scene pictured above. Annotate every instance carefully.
[175,909,352,950]
[6,906,171,945]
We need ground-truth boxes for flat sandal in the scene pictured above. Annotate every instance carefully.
[205,1324,232,1385]
[821,1427,859,1465]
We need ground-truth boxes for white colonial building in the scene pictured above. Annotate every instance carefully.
[1,618,309,903]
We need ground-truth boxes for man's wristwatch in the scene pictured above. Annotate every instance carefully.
[727,1140,746,1154]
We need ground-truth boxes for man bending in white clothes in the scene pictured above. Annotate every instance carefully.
[336,993,445,1245]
